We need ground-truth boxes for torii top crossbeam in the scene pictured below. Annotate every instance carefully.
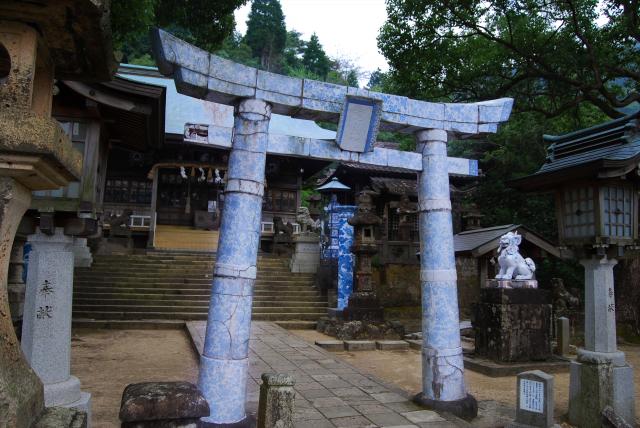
[152,29,512,137]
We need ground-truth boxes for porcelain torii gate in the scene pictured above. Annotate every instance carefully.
[152,28,513,426]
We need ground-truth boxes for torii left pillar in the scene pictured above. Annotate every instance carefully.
[414,129,477,420]
[199,98,271,427]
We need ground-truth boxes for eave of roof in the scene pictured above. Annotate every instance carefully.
[454,224,560,258]
[512,112,640,191]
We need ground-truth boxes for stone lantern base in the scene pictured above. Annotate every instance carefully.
[568,350,635,427]
[343,292,384,322]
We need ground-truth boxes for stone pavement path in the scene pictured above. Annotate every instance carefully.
[187,321,462,428]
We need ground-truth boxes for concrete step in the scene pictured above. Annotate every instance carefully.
[73,298,327,308]
[73,287,321,297]
[74,274,311,281]
[74,281,317,290]
[72,311,323,321]
[72,319,185,330]
[73,304,327,314]
[275,321,318,330]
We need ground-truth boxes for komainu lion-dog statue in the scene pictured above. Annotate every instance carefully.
[496,231,536,280]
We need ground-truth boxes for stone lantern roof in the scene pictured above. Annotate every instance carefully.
[348,190,382,227]
[513,111,640,191]
[0,0,116,81]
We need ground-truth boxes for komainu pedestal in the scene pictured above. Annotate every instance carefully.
[473,286,552,362]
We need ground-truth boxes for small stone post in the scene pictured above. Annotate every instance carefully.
[199,98,271,426]
[21,228,91,416]
[569,257,635,427]
[257,373,295,428]
[556,317,570,357]
[414,129,476,419]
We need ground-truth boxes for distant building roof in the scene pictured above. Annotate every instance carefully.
[117,64,336,140]
[513,111,640,191]
[454,224,560,258]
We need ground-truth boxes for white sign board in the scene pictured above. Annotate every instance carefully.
[520,379,544,413]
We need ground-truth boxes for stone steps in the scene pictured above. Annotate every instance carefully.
[72,251,325,327]
[73,311,323,321]
[73,298,326,308]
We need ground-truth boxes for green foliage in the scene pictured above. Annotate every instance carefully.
[216,31,260,68]
[244,0,287,71]
[378,0,639,118]
[110,0,246,64]
[303,33,331,79]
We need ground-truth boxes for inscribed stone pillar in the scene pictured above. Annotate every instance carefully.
[199,98,271,426]
[0,178,44,428]
[568,257,635,427]
[21,228,91,417]
[414,129,476,420]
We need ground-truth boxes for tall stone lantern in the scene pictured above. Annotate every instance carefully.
[344,189,383,321]
[513,112,639,427]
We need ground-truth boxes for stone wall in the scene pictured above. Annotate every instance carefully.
[456,256,481,319]
[372,255,481,319]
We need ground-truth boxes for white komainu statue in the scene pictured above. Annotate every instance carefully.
[496,231,536,280]
[296,206,320,233]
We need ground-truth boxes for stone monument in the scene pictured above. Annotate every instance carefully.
[507,370,559,428]
[21,228,91,416]
[473,231,552,362]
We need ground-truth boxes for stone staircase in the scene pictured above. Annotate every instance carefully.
[72,251,326,328]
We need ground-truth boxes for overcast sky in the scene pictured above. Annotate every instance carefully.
[234,0,390,81]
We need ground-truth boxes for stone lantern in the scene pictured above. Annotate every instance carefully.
[344,189,383,321]
[513,112,639,427]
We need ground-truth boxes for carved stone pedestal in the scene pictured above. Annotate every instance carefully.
[289,233,320,273]
[472,287,552,363]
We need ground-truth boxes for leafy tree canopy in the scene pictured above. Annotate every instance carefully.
[378,0,640,118]
[110,0,246,64]
[303,33,331,79]
[244,0,287,71]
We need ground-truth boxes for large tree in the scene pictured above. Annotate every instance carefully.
[302,33,331,79]
[244,0,287,71]
[110,0,246,64]
[378,0,639,118]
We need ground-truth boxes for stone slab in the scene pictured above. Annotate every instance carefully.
[315,341,345,352]
[344,341,376,351]
[463,355,570,378]
[406,340,422,350]
[376,340,410,351]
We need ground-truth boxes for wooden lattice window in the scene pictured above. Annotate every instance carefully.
[562,187,596,239]
[601,185,634,238]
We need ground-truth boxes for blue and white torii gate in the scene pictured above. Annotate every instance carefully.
[152,29,513,426]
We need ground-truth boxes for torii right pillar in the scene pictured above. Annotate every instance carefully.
[414,129,477,420]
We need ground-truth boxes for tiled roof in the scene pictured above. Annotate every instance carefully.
[538,111,640,174]
[454,224,519,253]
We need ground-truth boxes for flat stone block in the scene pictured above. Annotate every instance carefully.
[119,382,209,423]
[406,340,422,350]
[376,340,409,351]
[401,409,446,423]
[344,340,375,351]
[315,340,344,352]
